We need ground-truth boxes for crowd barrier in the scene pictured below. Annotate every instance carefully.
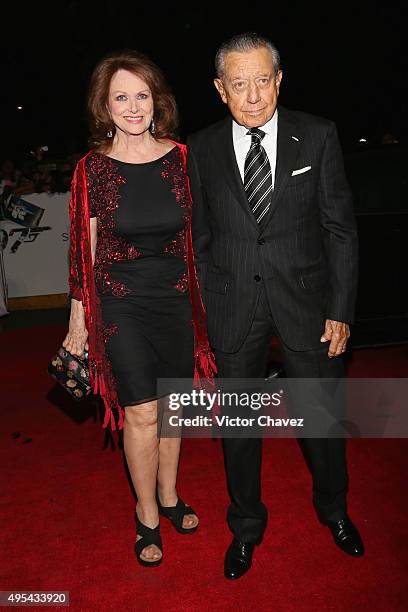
[0,192,70,301]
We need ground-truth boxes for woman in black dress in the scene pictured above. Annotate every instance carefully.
[63,50,215,567]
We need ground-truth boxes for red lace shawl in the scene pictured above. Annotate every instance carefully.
[68,141,216,430]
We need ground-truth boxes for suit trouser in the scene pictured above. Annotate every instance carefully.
[214,285,348,544]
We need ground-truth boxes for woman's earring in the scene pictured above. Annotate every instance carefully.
[150,119,156,134]
[106,130,113,138]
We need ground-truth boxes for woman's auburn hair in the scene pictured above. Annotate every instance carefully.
[87,49,179,150]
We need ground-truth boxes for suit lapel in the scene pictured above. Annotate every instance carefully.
[260,106,301,234]
[212,117,259,230]
[211,108,301,233]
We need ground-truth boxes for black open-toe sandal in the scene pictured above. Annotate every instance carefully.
[157,496,199,534]
[134,514,163,567]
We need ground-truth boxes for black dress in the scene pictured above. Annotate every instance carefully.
[85,146,194,407]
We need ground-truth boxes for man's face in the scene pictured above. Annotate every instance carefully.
[214,47,282,128]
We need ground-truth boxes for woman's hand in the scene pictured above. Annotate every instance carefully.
[62,298,89,358]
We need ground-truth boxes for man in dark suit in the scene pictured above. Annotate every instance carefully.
[188,32,364,580]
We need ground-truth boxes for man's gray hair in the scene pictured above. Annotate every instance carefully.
[215,32,281,79]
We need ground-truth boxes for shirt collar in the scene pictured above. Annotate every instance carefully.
[233,108,278,141]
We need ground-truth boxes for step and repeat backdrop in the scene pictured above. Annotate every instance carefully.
[0,193,70,298]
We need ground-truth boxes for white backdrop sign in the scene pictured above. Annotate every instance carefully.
[0,193,70,298]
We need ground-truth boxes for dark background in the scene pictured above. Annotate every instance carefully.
[0,1,407,159]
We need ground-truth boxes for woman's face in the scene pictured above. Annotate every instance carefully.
[107,69,154,136]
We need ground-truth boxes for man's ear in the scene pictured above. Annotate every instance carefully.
[214,78,228,104]
[275,70,283,95]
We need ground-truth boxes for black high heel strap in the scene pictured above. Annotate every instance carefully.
[134,516,162,562]
[157,497,198,533]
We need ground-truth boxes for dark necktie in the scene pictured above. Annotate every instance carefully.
[244,128,272,224]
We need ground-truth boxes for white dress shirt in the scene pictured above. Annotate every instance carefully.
[232,109,278,187]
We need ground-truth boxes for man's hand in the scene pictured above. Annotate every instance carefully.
[320,320,350,358]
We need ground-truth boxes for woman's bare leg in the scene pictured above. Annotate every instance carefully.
[123,400,161,562]
[157,430,199,530]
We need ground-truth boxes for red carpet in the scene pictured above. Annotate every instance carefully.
[1,325,407,611]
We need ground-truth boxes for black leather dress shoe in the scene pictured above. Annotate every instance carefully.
[224,538,255,580]
[324,516,364,557]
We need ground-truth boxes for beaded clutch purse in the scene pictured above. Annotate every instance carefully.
[47,346,91,400]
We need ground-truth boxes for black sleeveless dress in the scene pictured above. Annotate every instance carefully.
[85,147,194,407]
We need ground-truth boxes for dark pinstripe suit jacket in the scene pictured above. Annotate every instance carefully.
[188,105,358,352]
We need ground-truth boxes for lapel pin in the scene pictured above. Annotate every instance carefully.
[291,136,299,142]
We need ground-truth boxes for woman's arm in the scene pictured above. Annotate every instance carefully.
[90,217,97,266]
[63,217,97,357]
